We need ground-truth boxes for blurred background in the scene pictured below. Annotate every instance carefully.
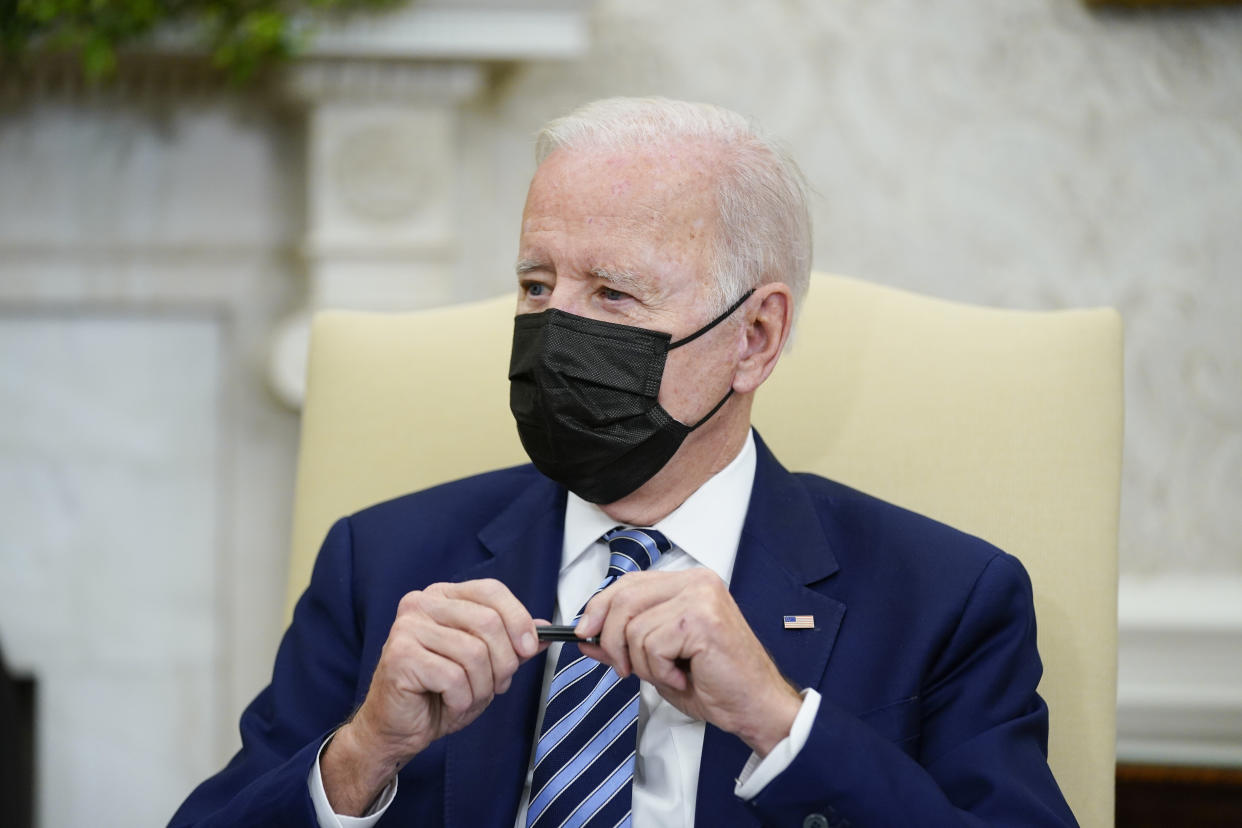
[1,0,1239,825]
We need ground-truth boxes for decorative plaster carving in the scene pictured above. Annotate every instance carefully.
[311,102,457,242]
[283,59,484,105]
[306,1,591,61]
[332,121,435,222]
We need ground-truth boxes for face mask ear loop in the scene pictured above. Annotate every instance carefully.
[689,387,735,430]
[667,289,756,350]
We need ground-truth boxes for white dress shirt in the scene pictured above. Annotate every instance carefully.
[309,431,822,826]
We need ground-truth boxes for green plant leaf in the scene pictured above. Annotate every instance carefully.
[3,0,407,83]
[81,31,114,78]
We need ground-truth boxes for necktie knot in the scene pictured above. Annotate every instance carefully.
[602,526,670,578]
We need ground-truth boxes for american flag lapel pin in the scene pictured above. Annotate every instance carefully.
[783,614,814,630]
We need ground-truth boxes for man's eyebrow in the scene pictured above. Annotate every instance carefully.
[589,266,650,294]
[515,259,546,275]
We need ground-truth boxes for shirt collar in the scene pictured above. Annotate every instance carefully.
[562,430,757,584]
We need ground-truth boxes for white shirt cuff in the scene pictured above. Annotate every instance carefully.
[308,731,399,828]
[733,688,821,800]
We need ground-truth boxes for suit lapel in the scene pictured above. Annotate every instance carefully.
[695,435,846,827]
[443,474,566,828]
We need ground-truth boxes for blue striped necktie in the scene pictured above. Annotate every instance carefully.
[526,526,672,828]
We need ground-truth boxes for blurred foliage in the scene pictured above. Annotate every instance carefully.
[0,0,403,82]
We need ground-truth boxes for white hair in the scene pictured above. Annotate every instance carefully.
[535,97,812,317]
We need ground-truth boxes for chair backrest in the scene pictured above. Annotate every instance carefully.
[286,272,1123,828]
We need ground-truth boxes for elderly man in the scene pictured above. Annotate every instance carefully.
[172,98,1076,827]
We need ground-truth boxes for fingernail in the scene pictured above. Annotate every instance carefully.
[578,613,592,630]
[521,633,535,655]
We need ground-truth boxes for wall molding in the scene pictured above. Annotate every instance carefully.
[306,2,590,61]
[1117,574,1242,766]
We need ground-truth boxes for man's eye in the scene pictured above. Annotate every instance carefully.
[601,287,629,302]
[524,282,549,297]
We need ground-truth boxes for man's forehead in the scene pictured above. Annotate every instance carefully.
[524,150,719,236]
[538,137,725,191]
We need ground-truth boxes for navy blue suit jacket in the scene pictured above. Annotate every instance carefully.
[171,435,1076,827]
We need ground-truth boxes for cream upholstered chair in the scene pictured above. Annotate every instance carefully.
[285,272,1123,828]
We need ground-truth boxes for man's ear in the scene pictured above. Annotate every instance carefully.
[733,282,793,395]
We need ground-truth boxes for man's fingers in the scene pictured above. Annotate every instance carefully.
[580,573,686,676]
[440,579,539,658]
[643,616,695,691]
[628,601,691,691]
[409,618,497,703]
[405,647,474,714]
[359,580,545,765]
[531,618,554,653]
[398,579,540,694]
[421,595,521,692]
[577,572,684,635]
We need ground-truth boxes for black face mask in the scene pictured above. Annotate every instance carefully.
[508,290,753,504]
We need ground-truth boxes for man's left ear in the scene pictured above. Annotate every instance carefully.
[733,282,794,395]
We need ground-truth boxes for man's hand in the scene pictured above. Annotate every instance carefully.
[574,569,802,757]
[322,579,546,816]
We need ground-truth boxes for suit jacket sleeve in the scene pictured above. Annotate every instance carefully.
[169,517,364,828]
[744,553,1078,828]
